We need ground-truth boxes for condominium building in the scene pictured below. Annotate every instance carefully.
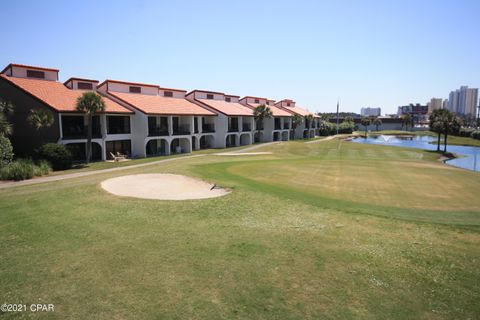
[427,98,443,114]
[239,96,292,142]
[0,63,321,161]
[448,86,479,116]
[360,107,381,117]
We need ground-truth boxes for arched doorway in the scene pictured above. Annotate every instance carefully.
[226,134,237,148]
[254,131,263,143]
[200,135,214,149]
[240,133,251,146]
[170,138,191,154]
[146,139,168,157]
[281,131,289,141]
[65,142,102,162]
[273,132,281,141]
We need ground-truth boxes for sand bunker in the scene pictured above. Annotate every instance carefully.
[101,174,229,200]
[214,152,272,156]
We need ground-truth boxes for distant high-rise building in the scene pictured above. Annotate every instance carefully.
[442,99,448,110]
[397,103,428,124]
[360,107,381,117]
[427,98,443,114]
[447,86,478,116]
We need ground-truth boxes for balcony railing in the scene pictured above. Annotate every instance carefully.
[274,125,282,130]
[62,133,102,140]
[148,127,169,136]
[173,125,191,135]
[242,124,251,131]
[228,126,239,132]
[202,124,215,133]
[283,124,290,129]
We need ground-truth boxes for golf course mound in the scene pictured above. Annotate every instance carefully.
[101,174,229,200]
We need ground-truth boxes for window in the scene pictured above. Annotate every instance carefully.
[77,82,93,90]
[287,103,291,106]
[206,94,214,99]
[107,116,131,134]
[254,99,259,103]
[225,97,231,102]
[129,86,141,93]
[163,91,173,97]
[26,70,45,79]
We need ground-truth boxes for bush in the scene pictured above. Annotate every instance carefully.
[459,127,475,137]
[0,159,35,181]
[38,143,72,170]
[33,160,51,176]
[0,135,13,167]
[471,130,480,140]
[0,159,51,181]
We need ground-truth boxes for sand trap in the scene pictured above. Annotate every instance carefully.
[101,174,229,200]
[214,152,272,156]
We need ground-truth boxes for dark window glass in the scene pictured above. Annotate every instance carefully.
[77,82,93,90]
[129,86,141,93]
[26,70,45,79]
[61,115,101,139]
[254,99,259,103]
[107,116,131,134]
[225,97,231,102]
[206,94,214,99]
[106,140,131,159]
[163,91,173,97]
[287,103,291,106]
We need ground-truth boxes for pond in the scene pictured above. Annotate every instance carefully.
[352,135,480,172]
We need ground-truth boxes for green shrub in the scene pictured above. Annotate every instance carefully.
[459,127,475,137]
[38,143,72,170]
[471,130,480,140]
[0,135,13,167]
[0,159,51,181]
[33,160,51,176]
[0,159,35,181]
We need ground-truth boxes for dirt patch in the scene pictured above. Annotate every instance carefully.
[101,174,229,200]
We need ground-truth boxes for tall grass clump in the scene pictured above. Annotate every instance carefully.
[0,159,51,181]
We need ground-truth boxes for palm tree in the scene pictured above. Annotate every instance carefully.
[76,92,105,163]
[27,109,55,145]
[0,99,14,136]
[360,117,371,137]
[252,104,273,143]
[291,114,303,140]
[429,109,462,152]
[304,114,314,129]
[373,117,382,131]
[401,114,413,131]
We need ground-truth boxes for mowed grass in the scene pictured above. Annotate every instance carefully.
[1,139,479,319]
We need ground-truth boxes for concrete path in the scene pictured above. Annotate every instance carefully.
[304,135,339,144]
[215,141,281,155]
[0,154,206,190]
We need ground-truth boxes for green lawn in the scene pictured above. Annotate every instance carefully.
[1,139,479,319]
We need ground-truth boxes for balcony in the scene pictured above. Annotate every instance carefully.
[228,126,239,132]
[148,127,169,137]
[283,123,290,129]
[242,124,251,132]
[202,124,215,133]
[173,125,191,136]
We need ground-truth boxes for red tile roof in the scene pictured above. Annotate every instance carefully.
[1,63,59,74]
[0,75,133,114]
[280,106,314,117]
[196,99,254,116]
[109,91,216,116]
[247,103,292,117]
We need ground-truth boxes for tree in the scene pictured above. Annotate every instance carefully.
[401,114,413,131]
[429,109,462,152]
[76,92,105,163]
[344,116,355,123]
[291,114,303,140]
[373,117,382,131]
[0,99,14,136]
[360,117,371,137]
[28,108,54,129]
[252,104,273,143]
[304,114,314,129]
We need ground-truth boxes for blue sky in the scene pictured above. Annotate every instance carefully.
[1,0,479,114]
